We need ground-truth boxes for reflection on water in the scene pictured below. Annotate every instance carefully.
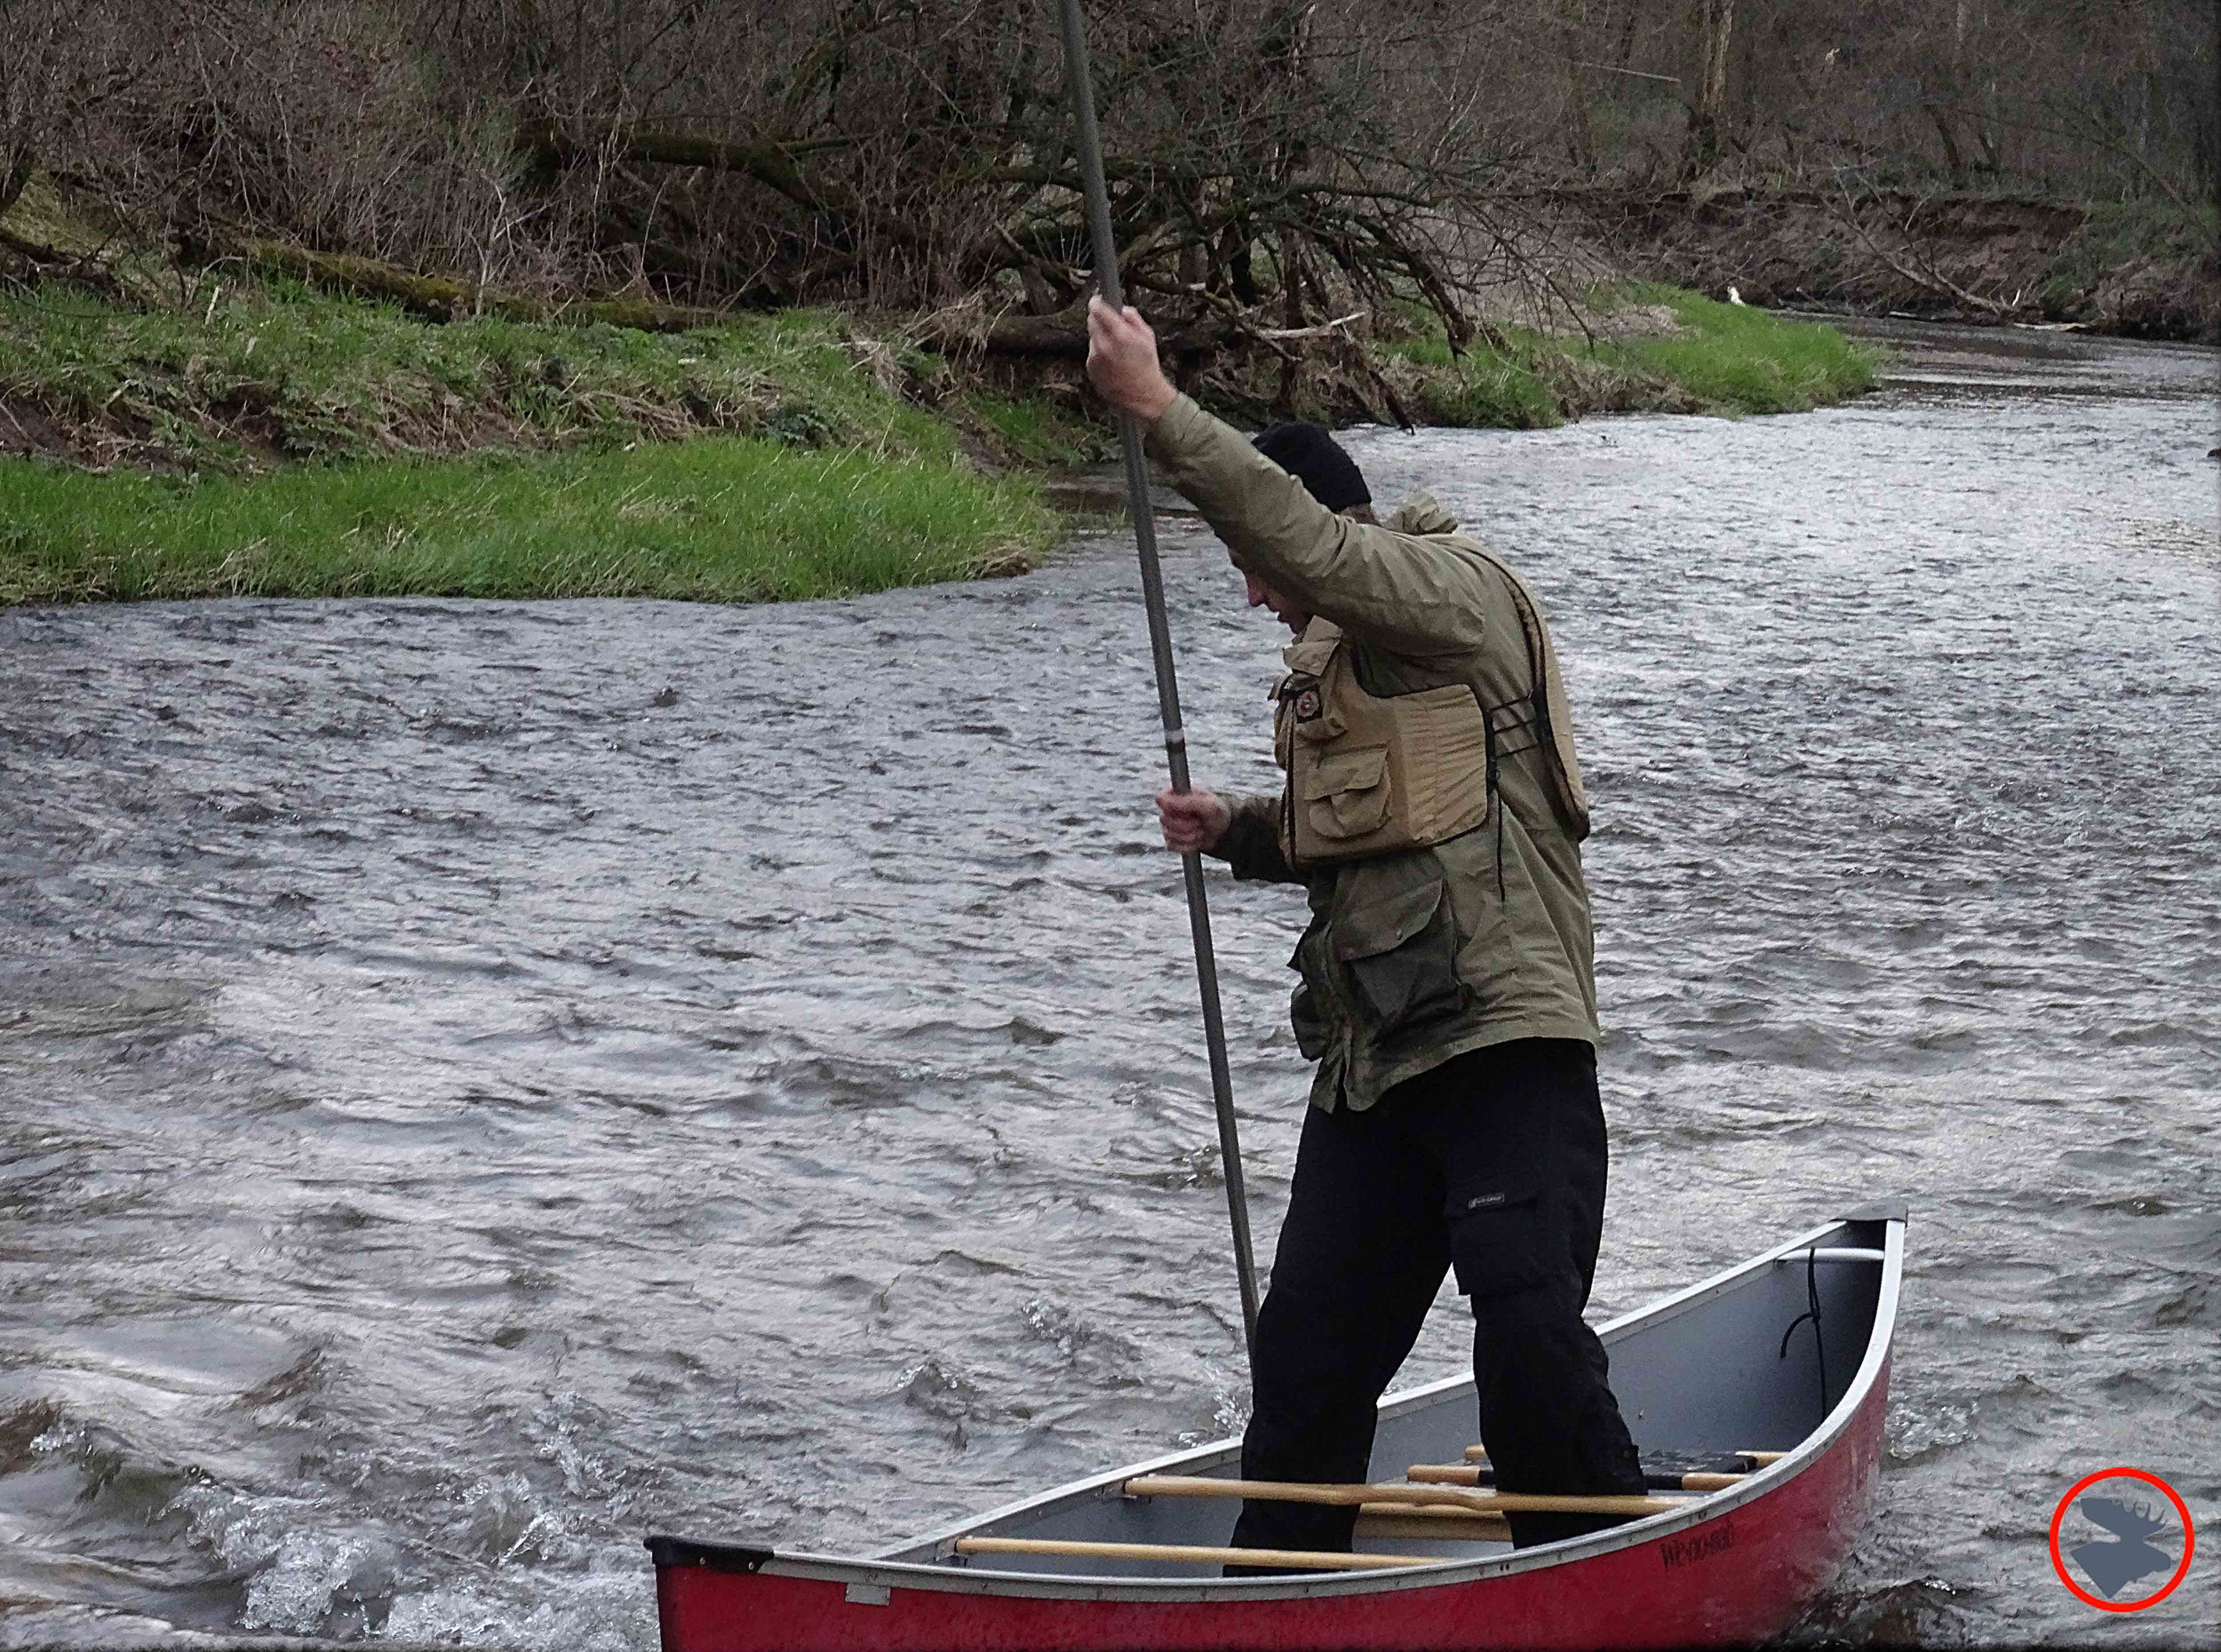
[0,322,2216,1646]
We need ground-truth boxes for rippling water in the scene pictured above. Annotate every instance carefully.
[1,321,2216,1648]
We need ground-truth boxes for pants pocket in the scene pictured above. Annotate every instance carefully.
[1445,1187,1555,1300]
[1332,878,1464,1037]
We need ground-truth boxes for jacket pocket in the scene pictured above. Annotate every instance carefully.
[1300,745,1392,841]
[1332,877,1464,1037]
[1288,930,1331,1060]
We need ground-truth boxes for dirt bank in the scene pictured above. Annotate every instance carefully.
[1579,187,2220,343]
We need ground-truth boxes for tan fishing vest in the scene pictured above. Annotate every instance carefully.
[1463,540,1591,845]
[1271,546,1592,868]
[1273,621,1490,867]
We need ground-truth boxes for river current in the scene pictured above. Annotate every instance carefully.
[0,321,2215,1648]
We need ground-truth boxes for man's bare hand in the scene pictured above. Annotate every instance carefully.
[1087,296,1178,423]
[1157,787,1232,855]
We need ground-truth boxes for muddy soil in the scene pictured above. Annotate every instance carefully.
[1584,186,2220,342]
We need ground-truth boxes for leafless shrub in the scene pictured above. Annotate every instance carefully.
[4,0,2209,328]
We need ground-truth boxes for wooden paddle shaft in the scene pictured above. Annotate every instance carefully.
[1126,1474,1691,1518]
[1409,1464,1747,1493]
[1466,1444,1781,1468]
[957,1536,1437,1572]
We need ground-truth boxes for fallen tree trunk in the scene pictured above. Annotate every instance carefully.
[920,310,1095,359]
[242,242,735,332]
[515,120,853,219]
[0,221,139,306]
[916,301,1248,361]
[915,303,1413,429]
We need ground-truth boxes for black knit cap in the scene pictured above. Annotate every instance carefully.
[1252,422,1371,512]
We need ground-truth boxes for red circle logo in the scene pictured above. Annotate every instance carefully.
[2049,1468,2194,1612]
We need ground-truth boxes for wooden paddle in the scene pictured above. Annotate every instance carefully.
[1409,1463,1747,1492]
[957,1536,1437,1571]
[1125,1474,1691,1518]
[1464,1443,1786,1468]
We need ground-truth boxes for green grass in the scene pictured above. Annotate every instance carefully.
[1378,284,1875,426]
[0,273,1071,604]
[1590,284,1878,414]
[0,278,958,472]
[960,391,1113,467]
[1389,336,1571,429]
[0,436,1054,605]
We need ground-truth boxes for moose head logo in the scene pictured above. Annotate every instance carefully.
[2050,1469,2194,1613]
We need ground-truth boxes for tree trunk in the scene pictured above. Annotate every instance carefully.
[1929,107,1968,182]
[0,151,30,220]
[1684,0,1735,178]
[1563,15,1596,175]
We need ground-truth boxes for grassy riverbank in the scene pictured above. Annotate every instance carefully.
[0,278,1073,604]
[1389,284,1876,425]
[0,268,1874,607]
[0,436,1051,606]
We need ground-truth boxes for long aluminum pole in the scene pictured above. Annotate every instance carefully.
[1054,0,1261,1361]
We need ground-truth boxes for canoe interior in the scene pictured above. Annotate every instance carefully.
[872,1213,1892,1578]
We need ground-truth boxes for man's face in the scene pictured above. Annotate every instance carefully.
[1240,566,1310,633]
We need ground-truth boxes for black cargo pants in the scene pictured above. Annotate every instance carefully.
[1228,1037,1646,1562]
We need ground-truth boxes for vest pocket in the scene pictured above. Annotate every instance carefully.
[1332,878,1464,1036]
[1300,745,1392,840]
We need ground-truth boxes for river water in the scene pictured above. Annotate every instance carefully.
[0,321,2215,1649]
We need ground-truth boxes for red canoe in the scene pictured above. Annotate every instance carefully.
[648,1203,1906,1651]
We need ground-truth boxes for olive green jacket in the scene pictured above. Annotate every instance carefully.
[1144,393,1601,1113]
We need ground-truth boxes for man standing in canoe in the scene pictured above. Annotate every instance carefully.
[1085,296,1649,1560]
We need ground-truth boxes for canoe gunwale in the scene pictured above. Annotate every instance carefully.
[648,1212,1903,1606]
